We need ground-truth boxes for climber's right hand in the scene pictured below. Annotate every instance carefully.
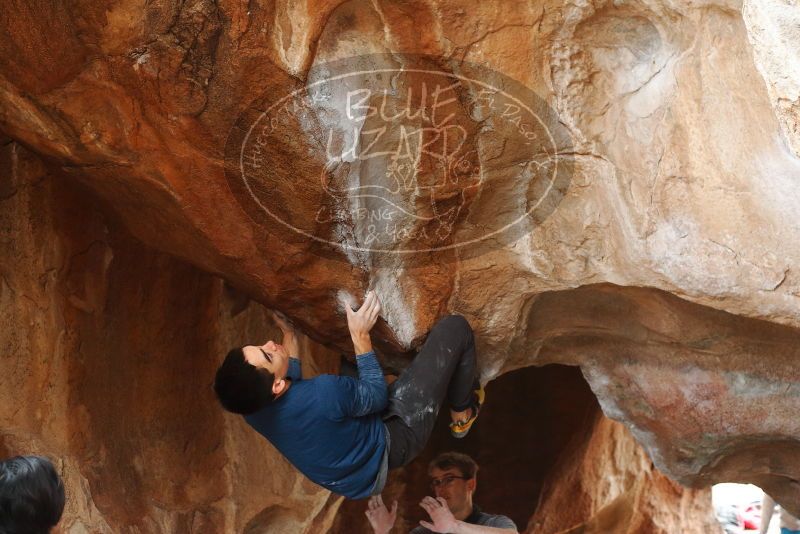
[346,290,381,354]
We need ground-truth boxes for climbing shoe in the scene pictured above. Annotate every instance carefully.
[449,385,485,439]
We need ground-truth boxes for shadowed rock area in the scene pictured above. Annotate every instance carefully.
[333,365,718,533]
[2,0,800,531]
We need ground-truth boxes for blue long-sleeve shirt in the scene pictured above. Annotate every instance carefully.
[244,351,388,499]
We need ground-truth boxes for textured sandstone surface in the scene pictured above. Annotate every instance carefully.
[0,144,343,532]
[743,0,800,157]
[2,0,800,530]
[4,145,713,533]
[529,409,719,534]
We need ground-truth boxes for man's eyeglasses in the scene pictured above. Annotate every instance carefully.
[430,475,469,490]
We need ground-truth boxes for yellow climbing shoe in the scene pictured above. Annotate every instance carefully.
[449,385,485,439]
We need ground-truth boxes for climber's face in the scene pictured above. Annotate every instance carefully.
[429,466,475,515]
[242,341,289,382]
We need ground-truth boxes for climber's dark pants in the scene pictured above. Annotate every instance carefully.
[382,315,479,469]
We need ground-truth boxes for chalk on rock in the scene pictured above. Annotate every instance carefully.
[336,289,357,314]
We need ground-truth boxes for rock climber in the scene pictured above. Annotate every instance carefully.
[212,291,484,500]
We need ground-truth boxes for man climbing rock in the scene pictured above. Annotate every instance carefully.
[213,291,484,499]
[365,452,517,533]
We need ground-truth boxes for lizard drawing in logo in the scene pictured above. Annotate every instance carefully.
[227,55,571,260]
[320,98,483,246]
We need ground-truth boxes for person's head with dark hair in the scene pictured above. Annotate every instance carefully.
[0,455,65,534]
[427,452,479,518]
[214,342,292,415]
[429,451,479,480]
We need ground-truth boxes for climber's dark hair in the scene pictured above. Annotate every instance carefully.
[0,455,65,534]
[213,347,276,415]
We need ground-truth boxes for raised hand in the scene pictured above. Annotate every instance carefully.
[346,290,381,354]
[365,495,397,534]
[419,496,458,533]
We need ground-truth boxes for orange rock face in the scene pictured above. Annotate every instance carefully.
[3,0,800,530]
[529,413,719,534]
[0,144,343,532]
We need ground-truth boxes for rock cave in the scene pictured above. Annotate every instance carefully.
[1,0,799,532]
